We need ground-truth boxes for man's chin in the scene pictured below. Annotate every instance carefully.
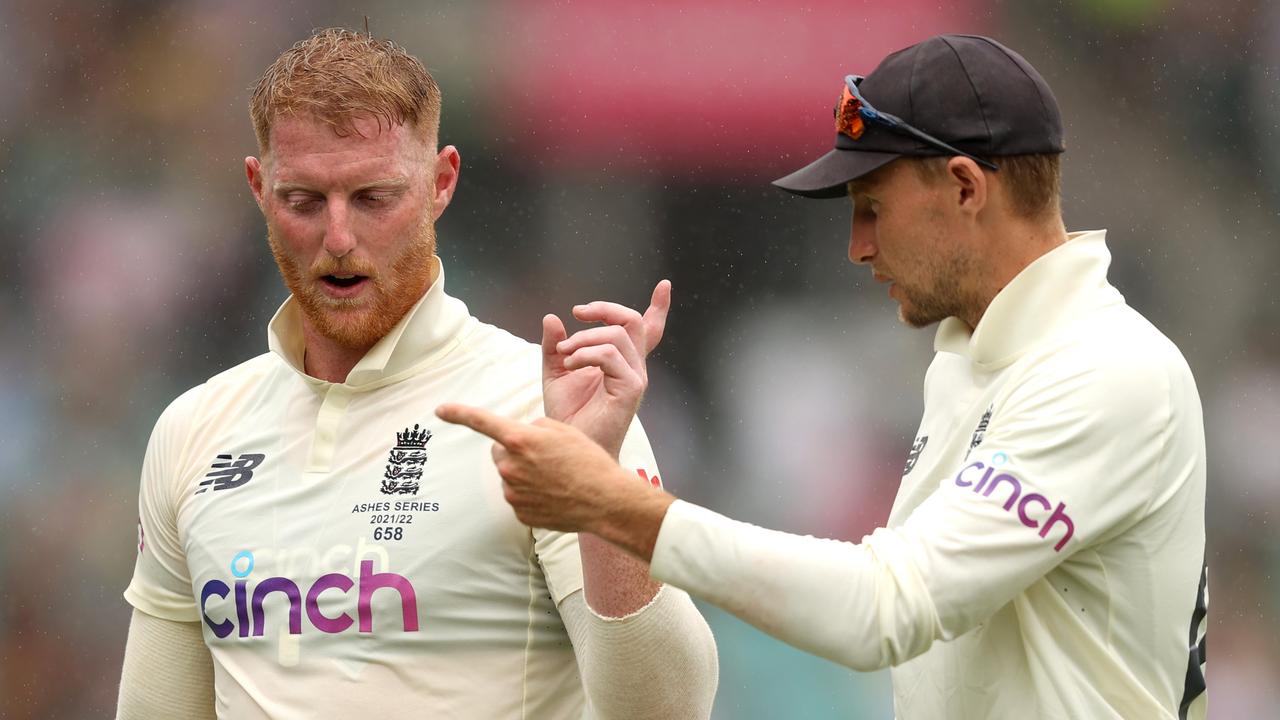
[897,306,923,328]
[301,300,392,350]
[896,301,945,329]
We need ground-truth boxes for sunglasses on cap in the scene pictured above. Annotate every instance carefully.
[837,75,999,171]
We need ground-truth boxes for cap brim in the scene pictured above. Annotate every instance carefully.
[772,149,901,199]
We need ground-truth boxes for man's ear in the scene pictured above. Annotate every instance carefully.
[945,156,988,218]
[430,145,461,221]
[245,156,267,211]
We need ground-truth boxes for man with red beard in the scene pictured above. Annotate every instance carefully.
[116,28,717,719]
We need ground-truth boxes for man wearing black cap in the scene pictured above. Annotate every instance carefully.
[437,35,1208,719]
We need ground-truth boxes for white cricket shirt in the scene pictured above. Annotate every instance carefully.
[125,269,663,719]
[651,231,1208,719]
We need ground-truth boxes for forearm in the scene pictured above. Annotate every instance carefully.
[649,500,941,672]
[579,465,676,614]
[117,608,215,720]
[562,587,718,720]
[584,465,676,565]
[579,532,662,616]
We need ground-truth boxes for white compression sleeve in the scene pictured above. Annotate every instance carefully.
[116,608,215,720]
[560,586,719,720]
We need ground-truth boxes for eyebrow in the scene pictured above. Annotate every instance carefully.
[272,177,411,194]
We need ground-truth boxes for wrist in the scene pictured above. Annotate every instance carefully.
[583,425,627,460]
[591,468,676,563]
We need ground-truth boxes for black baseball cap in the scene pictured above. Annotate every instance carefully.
[773,34,1065,199]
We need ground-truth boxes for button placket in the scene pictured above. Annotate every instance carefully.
[306,384,353,473]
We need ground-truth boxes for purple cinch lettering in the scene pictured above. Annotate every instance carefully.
[235,580,251,638]
[983,473,1023,510]
[358,560,420,633]
[251,577,303,636]
[1040,502,1075,552]
[1017,493,1050,528]
[200,580,233,639]
[973,466,996,494]
[954,462,984,488]
[306,573,355,634]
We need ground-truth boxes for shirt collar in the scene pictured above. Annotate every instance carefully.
[267,262,471,389]
[933,229,1123,370]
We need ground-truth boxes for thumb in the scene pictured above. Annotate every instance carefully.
[541,313,568,379]
[642,279,671,351]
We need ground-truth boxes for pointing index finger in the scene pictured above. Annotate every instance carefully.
[435,403,520,445]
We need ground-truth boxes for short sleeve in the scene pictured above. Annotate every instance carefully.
[535,414,663,605]
[123,385,205,622]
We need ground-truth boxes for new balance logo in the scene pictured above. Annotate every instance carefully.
[196,453,265,495]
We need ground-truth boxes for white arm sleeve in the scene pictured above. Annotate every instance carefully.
[116,608,215,720]
[650,348,1190,672]
[651,501,937,671]
[560,586,718,720]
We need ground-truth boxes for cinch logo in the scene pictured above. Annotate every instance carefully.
[952,454,1075,552]
[199,551,420,638]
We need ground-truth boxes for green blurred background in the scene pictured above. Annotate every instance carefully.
[1,0,1275,716]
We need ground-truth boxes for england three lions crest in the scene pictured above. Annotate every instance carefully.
[382,424,432,495]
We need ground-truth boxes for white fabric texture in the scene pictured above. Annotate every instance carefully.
[560,587,718,719]
[117,609,214,720]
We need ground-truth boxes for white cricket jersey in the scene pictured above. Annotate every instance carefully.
[125,269,663,719]
[651,231,1208,719]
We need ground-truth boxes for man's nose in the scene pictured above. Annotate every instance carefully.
[848,213,876,265]
[323,200,357,257]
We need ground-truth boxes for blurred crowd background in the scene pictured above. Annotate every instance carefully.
[1,0,1275,717]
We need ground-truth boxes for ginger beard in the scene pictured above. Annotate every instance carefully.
[267,213,437,350]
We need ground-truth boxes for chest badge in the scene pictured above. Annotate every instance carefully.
[902,435,929,475]
[966,404,994,460]
[382,424,432,495]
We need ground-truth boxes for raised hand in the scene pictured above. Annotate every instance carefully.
[541,280,671,457]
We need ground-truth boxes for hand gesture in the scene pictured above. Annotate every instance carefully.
[434,405,627,533]
[435,403,673,561]
[541,280,671,457]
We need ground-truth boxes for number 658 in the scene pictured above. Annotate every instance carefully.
[373,526,403,541]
